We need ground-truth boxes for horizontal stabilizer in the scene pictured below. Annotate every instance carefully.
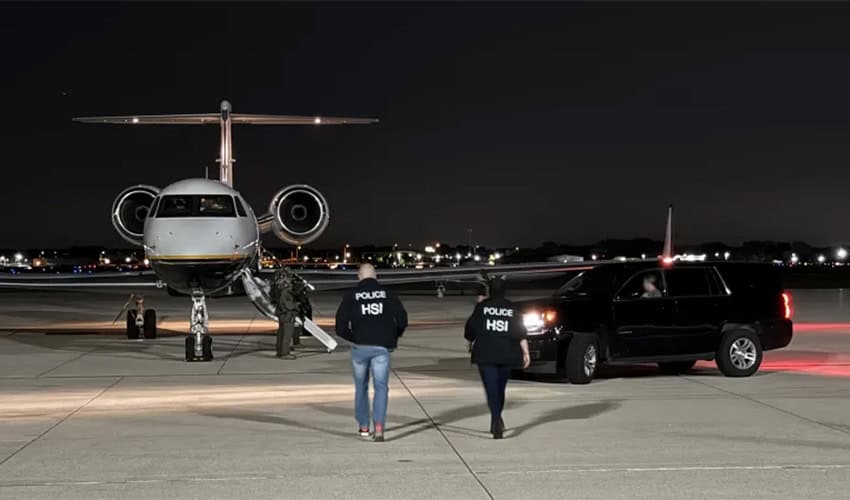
[73,114,378,125]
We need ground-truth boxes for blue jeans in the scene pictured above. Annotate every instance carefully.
[351,345,391,428]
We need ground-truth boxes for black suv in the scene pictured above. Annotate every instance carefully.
[518,262,793,383]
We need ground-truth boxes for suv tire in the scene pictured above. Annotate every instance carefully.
[566,333,600,384]
[716,329,762,377]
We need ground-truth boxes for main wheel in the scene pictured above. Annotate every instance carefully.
[202,335,214,361]
[143,309,157,339]
[126,310,140,340]
[658,360,696,374]
[566,333,600,384]
[716,330,762,377]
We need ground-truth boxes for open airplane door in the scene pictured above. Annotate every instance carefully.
[240,269,338,352]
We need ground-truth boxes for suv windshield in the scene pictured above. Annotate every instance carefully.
[554,266,616,297]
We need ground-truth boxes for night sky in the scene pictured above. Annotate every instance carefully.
[3,2,850,249]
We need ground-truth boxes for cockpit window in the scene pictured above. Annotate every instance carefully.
[147,197,160,219]
[234,196,248,217]
[156,195,236,218]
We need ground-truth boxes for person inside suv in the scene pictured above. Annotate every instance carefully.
[642,274,662,298]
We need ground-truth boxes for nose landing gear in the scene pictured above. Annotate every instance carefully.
[185,289,213,362]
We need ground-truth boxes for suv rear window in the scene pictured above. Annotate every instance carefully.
[665,268,712,297]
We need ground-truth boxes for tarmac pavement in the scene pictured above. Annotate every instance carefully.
[0,288,849,499]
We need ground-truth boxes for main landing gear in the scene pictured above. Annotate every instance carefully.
[185,289,214,362]
[117,294,157,340]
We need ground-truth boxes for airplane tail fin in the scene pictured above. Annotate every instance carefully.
[662,205,673,262]
[74,100,378,187]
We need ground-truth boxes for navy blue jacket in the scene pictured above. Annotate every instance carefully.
[335,278,408,349]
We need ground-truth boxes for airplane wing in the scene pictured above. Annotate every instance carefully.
[263,262,598,291]
[0,271,161,289]
[73,114,378,125]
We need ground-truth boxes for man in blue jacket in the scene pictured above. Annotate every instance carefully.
[335,263,408,442]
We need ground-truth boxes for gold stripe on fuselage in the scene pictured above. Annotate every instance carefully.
[147,254,249,262]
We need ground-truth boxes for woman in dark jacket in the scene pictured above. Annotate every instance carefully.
[464,278,530,439]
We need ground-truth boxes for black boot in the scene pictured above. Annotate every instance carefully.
[491,416,504,439]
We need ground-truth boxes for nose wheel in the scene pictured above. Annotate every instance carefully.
[185,290,214,361]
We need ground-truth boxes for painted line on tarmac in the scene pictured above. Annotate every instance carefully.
[0,376,123,468]
[2,464,849,489]
[392,367,496,500]
[683,376,850,437]
[479,463,850,475]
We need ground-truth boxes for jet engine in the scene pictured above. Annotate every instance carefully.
[111,185,160,246]
[268,184,330,245]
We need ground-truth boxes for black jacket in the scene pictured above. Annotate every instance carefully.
[335,278,408,349]
[464,297,527,366]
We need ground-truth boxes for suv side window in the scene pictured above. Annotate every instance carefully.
[665,268,712,297]
[615,269,665,301]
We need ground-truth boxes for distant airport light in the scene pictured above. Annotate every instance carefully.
[314,117,322,125]
[435,255,442,262]
[591,254,598,261]
[818,254,826,264]
[143,258,150,266]
[13,253,23,262]
[838,248,848,260]
[494,253,501,260]
[424,246,435,253]
[641,253,646,260]
[345,252,351,259]
[790,254,800,265]
[303,256,309,262]
[455,253,462,261]
[473,254,481,262]
[131,117,140,124]
[723,251,731,260]
[103,258,111,265]
[125,257,132,264]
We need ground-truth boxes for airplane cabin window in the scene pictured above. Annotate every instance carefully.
[156,195,236,218]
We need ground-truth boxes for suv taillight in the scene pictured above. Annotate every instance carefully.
[782,292,793,320]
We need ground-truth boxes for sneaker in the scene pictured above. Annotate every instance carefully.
[358,427,371,438]
[373,424,384,442]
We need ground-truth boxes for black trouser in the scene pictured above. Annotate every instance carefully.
[478,364,512,427]
[276,312,296,357]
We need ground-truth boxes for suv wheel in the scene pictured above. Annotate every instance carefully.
[716,330,762,377]
[566,333,599,384]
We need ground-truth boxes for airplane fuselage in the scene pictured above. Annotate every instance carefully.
[143,178,259,294]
